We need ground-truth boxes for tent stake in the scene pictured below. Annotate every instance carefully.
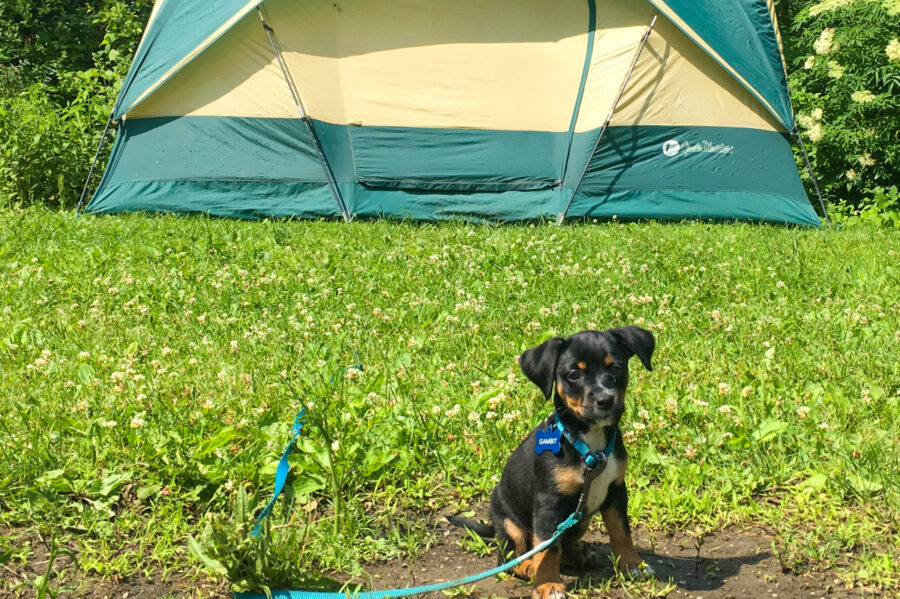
[76,107,115,215]
[557,13,657,226]
[793,128,832,226]
[258,8,351,223]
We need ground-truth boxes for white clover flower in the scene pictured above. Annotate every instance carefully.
[804,55,816,69]
[718,382,730,395]
[78,351,90,360]
[316,359,327,368]
[431,405,441,415]
[718,404,733,415]
[665,397,678,413]
[797,406,811,419]
[102,420,117,429]
[130,417,144,429]
[741,386,752,398]
[468,411,480,423]
[203,399,215,410]
[685,446,697,459]
[638,409,650,421]
[812,107,823,120]
[331,440,340,453]
[814,28,836,55]
[845,169,859,181]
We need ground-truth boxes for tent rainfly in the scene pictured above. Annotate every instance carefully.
[86,0,822,226]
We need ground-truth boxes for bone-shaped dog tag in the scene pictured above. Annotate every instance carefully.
[535,427,562,455]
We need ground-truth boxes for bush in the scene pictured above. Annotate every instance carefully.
[0,1,150,209]
[787,0,900,212]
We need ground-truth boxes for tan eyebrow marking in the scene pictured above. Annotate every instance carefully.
[604,356,614,365]
[577,361,587,370]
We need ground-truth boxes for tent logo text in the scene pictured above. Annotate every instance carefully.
[662,139,734,157]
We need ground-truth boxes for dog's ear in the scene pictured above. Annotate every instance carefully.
[609,326,655,371]
[519,337,566,400]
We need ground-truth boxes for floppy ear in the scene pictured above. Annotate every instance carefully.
[519,337,566,400]
[609,326,655,371]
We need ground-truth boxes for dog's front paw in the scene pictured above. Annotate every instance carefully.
[532,582,567,599]
[626,561,656,579]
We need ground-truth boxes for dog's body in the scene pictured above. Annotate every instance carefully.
[449,327,655,599]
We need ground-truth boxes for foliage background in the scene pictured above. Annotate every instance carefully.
[0,0,897,221]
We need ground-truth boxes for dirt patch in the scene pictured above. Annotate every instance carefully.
[0,528,223,599]
[357,519,871,599]
[0,522,875,598]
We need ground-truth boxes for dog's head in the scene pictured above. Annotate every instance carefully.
[519,327,654,425]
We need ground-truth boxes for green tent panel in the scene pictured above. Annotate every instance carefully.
[88,0,821,226]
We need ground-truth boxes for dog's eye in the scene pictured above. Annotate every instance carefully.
[609,364,625,378]
[566,370,583,383]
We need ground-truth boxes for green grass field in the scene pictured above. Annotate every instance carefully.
[0,207,897,596]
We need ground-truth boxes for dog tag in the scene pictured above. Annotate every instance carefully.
[535,427,562,455]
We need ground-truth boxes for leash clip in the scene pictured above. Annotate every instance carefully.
[584,451,608,471]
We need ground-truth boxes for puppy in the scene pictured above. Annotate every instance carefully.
[449,327,655,599]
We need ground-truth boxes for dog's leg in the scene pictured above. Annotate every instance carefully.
[601,482,653,577]
[529,500,567,599]
[559,519,590,571]
[528,539,565,599]
[497,518,534,578]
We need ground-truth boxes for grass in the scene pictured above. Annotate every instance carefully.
[0,206,897,595]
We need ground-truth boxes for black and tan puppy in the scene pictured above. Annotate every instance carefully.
[449,327,655,599]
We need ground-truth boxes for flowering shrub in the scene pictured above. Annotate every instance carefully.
[787,0,900,217]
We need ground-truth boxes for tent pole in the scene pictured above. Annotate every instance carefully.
[793,127,832,226]
[257,7,351,223]
[76,107,115,215]
[557,13,658,226]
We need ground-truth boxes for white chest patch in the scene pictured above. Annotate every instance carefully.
[585,453,622,515]
[580,425,624,515]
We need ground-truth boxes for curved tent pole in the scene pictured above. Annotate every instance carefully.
[793,127,832,226]
[557,13,658,225]
[257,7,351,223]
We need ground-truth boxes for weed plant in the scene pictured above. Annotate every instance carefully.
[0,208,897,594]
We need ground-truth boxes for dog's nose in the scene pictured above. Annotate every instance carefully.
[590,391,616,410]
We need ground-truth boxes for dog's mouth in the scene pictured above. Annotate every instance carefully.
[580,402,623,424]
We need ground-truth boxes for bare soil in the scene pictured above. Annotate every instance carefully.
[1,521,876,598]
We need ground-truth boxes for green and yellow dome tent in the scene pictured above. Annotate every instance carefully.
[85,0,823,226]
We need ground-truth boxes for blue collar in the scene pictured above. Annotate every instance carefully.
[553,413,617,470]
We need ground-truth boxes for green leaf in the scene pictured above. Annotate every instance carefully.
[187,535,228,577]
[751,418,789,443]
[136,484,161,500]
[804,473,828,491]
[195,427,236,457]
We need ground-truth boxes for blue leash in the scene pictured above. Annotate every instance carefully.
[236,513,580,599]
[240,406,584,599]
[250,407,307,538]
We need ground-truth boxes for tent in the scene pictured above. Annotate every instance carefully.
[86,0,822,226]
